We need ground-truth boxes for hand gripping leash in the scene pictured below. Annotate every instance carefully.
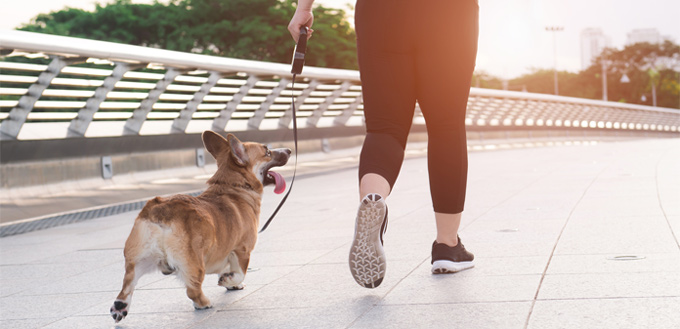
[258,27,308,233]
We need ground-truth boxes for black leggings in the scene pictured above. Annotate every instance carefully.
[355,0,479,214]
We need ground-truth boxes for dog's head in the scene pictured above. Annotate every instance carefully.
[202,131,291,194]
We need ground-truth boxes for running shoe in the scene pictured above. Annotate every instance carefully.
[431,236,475,274]
[348,193,388,288]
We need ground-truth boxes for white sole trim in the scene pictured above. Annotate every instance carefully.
[431,260,475,274]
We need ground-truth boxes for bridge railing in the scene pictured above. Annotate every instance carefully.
[1,30,679,142]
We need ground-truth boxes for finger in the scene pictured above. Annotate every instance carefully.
[288,24,301,43]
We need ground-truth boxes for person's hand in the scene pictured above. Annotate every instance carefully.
[288,9,314,43]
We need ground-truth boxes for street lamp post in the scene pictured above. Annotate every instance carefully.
[545,26,563,95]
[602,59,609,101]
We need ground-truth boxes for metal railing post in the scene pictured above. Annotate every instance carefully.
[123,68,184,135]
[279,79,320,128]
[67,62,138,137]
[211,74,259,132]
[0,56,83,140]
[307,80,352,127]
[171,71,222,134]
[248,77,290,130]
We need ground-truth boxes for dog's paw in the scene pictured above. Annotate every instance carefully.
[110,300,128,323]
[218,272,244,289]
[226,283,245,290]
[193,302,213,310]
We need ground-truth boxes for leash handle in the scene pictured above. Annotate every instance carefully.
[291,27,308,75]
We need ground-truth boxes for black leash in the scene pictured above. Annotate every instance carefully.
[258,27,308,233]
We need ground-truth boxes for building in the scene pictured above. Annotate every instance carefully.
[580,28,611,70]
[626,28,664,45]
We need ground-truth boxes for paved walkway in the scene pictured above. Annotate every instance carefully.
[1,138,679,328]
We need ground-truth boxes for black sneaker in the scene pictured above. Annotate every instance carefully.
[349,193,388,288]
[431,236,475,274]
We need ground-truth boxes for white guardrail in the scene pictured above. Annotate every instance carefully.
[0,30,679,141]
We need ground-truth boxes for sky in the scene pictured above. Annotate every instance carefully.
[1,0,679,79]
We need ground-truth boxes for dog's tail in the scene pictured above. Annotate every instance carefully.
[136,197,172,226]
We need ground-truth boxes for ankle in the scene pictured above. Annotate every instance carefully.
[436,236,458,247]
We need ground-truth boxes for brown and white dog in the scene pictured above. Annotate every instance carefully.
[110,131,290,323]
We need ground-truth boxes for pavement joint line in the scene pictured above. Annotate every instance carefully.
[522,164,609,329]
[654,146,680,251]
[459,162,557,233]
[345,255,431,329]
[535,296,680,301]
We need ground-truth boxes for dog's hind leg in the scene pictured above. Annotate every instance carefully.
[178,250,212,310]
[110,222,157,323]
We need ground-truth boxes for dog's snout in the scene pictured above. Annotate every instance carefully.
[284,148,292,155]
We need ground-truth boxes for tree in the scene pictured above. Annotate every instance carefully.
[504,41,679,109]
[471,71,505,90]
[595,41,680,108]
[18,0,358,69]
[509,69,585,97]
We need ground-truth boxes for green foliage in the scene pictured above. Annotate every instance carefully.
[596,41,680,108]
[18,0,358,69]
[471,71,505,90]
[506,41,679,109]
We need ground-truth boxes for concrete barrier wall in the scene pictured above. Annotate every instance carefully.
[2,127,673,189]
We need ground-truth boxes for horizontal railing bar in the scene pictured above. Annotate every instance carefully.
[1,30,678,142]
[0,30,361,82]
[469,88,678,115]
[0,61,47,71]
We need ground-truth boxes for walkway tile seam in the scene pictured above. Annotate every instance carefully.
[550,251,680,256]
[341,255,431,329]
[0,291,114,323]
[0,318,64,329]
[207,300,535,312]
[535,296,680,302]
[460,167,570,232]
[11,282,266,298]
[541,269,680,275]
[0,259,127,298]
[70,284,270,327]
[656,172,680,252]
[657,141,680,244]
[522,163,609,329]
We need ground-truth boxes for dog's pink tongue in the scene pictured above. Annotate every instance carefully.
[270,171,286,194]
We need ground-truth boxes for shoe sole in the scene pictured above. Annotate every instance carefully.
[431,260,475,274]
[349,193,387,288]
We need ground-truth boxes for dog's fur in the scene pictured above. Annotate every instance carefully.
[110,131,290,323]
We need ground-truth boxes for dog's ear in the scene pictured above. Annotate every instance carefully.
[202,130,229,160]
[226,133,249,167]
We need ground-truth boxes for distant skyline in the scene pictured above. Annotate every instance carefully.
[2,0,679,79]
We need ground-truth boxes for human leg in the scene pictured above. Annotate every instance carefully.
[413,0,479,271]
[359,173,390,201]
[350,0,417,288]
[415,0,478,216]
[435,212,462,247]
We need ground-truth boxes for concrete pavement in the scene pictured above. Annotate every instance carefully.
[1,138,679,328]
